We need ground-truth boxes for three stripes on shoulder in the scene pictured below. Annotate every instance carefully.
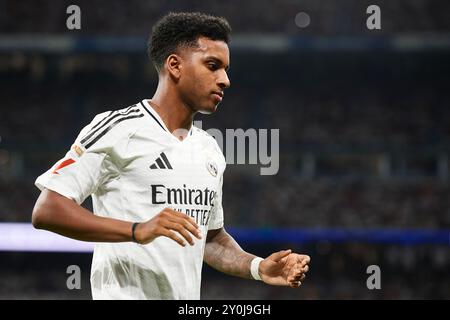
[80,105,143,149]
[78,105,173,171]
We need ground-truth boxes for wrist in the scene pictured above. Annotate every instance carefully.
[250,257,264,281]
[131,222,140,243]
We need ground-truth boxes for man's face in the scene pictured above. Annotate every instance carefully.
[177,36,231,114]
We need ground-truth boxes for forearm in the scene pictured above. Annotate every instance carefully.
[204,228,257,279]
[32,188,133,242]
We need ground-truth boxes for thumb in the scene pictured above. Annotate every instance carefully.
[268,249,292,262]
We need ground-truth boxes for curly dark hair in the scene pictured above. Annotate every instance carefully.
[148,12,231,73]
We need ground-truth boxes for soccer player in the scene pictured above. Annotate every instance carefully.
[32,12,310,299]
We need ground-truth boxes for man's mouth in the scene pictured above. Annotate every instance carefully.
[212,91,223,102]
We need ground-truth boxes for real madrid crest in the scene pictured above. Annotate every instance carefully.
[206,157,218,177]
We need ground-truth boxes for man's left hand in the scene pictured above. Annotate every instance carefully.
[259,249,310,288]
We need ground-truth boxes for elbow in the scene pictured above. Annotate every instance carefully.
[32,190,55,229]
[32,205,46,229]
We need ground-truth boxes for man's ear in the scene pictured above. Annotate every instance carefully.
[165,54,182,79]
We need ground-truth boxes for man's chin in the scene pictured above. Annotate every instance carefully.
[197,104,218,115]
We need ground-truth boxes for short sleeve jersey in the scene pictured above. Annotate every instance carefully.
[35,99,226,299]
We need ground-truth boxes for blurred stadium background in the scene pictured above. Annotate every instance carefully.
[0,0,449,299]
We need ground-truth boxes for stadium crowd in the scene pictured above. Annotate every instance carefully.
[1,0,449,35]
[0,52,449,229]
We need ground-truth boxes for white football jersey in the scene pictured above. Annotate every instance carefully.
[35,99,226,300]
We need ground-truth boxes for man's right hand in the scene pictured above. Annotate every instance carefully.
[134,208,202,246]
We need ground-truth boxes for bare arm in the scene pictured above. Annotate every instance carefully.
[204,227,311,287]
[204,227,257,279]
[32,188,201,245]
[32,188,134,242]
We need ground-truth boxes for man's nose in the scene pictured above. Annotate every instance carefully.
[217,70,231,89]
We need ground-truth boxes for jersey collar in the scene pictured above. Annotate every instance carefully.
[141,99,194,139]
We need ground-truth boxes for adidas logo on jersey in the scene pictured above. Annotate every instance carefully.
[150,152,173,170]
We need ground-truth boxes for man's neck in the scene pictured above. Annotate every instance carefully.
[149,86,195,140]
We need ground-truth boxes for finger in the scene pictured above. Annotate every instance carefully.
[292,265,303,276]
[161,229,186,247]
[164,221,195,245]
[284,255,298,277]
[166,211,201,238]
[168,216,202,240]
[289,264,307,280]
[289,271,302,282]
[290,273,306,286]
[299,255,311,265]
[164,208,200,230]
[292,272,306,282]
[287,265,301,282]
[269,249,292,263]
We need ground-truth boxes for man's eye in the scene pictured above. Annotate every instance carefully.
[208,63,218,70]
